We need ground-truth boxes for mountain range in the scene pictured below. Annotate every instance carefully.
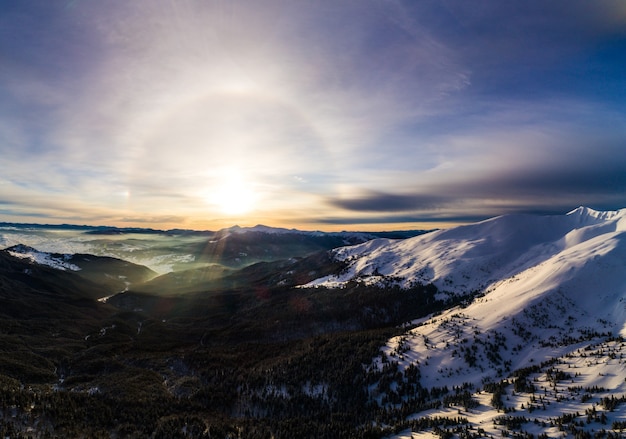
[0,208,625,438]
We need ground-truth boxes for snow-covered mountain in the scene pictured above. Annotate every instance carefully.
[306,206,626,293]
[304,207,626,437]
[305,207,626,373]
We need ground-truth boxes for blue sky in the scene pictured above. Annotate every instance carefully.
[1,0,625,231]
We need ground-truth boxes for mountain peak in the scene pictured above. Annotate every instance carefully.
[566,205,625,222]
[566,205,594,215]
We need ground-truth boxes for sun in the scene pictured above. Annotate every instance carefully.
[210,172,257,216]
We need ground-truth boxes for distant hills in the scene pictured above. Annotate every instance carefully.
[0,222,431,273]
[0,220,430,239]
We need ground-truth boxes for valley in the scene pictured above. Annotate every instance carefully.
[0,209,625,438]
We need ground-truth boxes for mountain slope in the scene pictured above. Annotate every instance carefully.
[0,249,111,307]
[303,207,626,374]
[379,222,626,382]
[301,207,626,437]
[4,244,157,298]
[306,206,626,294]
[0,250,116,382]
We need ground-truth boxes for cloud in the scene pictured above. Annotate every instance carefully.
[119,216,187,224]
[318,213,489,226]
[328,191,448,212]
[324,105,626,220]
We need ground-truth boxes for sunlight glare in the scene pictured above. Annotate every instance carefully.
[210,172,257,216]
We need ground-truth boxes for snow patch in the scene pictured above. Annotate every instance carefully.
[7,245,81,271]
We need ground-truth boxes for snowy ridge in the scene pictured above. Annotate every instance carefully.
[6,244,82,271]
[305,206,626,294]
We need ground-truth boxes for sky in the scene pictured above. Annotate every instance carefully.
[1,0,626,231]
